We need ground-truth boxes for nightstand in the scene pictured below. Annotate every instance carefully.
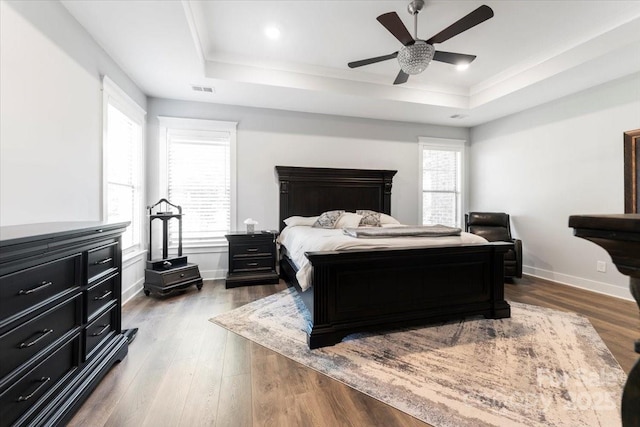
[225,231,279,288]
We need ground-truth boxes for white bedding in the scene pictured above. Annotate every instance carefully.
[277,225,488,291]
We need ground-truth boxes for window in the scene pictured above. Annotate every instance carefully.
[419,138,466,228]
[103,76,145,253]
[159,117,237,247]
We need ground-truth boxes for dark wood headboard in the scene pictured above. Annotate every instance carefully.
[275,166,397,230]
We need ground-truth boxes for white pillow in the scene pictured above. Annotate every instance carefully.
[334,212,363,228]
[283,215,319,227]
[380,213,401,225]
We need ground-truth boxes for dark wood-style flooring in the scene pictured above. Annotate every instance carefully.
[69,276,639,427]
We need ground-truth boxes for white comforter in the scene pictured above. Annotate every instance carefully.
[278,225,488,291]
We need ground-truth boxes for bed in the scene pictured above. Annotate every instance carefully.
[276,165,511,349]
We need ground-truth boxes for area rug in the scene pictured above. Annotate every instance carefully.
[211,288,626,427]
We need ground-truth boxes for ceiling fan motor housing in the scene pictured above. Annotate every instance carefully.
[398,40,434,74]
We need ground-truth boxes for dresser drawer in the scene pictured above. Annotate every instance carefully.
[86,275,117,321]
[0,337,78,427]
[231,242,274,258]
[0,254,81,325]
[0,294,81,381]
[85,306,116,359]
[232,256,273,272]
[87,243,117,283]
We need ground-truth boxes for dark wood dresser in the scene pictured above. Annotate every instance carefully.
[225,231,279,288]
[0,221,129,427]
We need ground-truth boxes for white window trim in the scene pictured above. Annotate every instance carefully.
[158,116,237,247]
[102,75,146,255]
[418,137,468,228]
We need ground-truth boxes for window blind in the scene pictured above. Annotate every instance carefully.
[167,129,231,246]
[106,103,142,249]
[422,148,461,228]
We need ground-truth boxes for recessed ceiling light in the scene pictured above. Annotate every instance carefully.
[456,63,470,71]
[264,26,281,40]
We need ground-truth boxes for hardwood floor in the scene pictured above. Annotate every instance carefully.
[69,276,639,427]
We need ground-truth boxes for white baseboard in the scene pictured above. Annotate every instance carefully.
[522,265,634,301]
[122,277,144,305]
[199,269,227,281]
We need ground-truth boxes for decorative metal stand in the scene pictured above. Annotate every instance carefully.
[569,214,640,427]
[143,199,203,296]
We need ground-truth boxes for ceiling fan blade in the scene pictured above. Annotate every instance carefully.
[426,5,494,45]
[377,12,414,46]
[432,51,477,65]
[393,70,410,85]
[348,52,399,68]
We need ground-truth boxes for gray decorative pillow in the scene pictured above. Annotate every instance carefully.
[356,210,382,227]
[312,210,345,229]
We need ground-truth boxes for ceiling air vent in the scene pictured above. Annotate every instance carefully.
[191,85,215,94]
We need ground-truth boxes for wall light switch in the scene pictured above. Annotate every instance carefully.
[596,260,606,272]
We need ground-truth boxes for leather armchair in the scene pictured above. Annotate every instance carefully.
[465,212,523,279]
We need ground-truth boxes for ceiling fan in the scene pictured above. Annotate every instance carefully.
[348,1,494,85]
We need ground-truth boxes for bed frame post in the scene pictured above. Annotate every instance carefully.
[488,242,512,319]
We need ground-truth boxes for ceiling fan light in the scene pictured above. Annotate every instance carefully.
[397,40,434,75]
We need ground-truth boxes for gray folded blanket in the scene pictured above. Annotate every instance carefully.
[343,225,461,238]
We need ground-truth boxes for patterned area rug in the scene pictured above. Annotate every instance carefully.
[211,288,626,427]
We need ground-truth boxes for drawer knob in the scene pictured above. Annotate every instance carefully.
[180,273,185,278]
[18,329,54,349]
[93,257,113,266]
[93,290,113,301]
[18,281,52,296]
[91,323,111,337]
[17,377,51,402]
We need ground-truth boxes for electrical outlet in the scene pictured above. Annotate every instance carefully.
[596,260,606,273]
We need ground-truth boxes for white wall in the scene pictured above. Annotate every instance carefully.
[0,0,147,300]
[470,73,640,300]
[147,98,469,279]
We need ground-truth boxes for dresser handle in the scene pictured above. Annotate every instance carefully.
[180,273,185,278]
[246,248,259,252]
[93,257,113,265]
[247,262,259,267]
[18,281,52,296]
[92,324,111,337]
[17,377,51,402]
[93,290,113,301]
[19,329,54,349]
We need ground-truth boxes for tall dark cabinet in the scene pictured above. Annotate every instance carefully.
[0,221,129,427]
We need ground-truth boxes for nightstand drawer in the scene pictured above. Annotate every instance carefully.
[87,243,117,283]
[0,294,81,380]
[0,254,81,324]
[232,256,273,272]
[85,307,116,359]
[0,337,78,427]
[86,275,117,321]
[231,242,274,258]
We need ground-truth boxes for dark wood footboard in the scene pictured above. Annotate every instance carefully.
[281,242,511,349]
